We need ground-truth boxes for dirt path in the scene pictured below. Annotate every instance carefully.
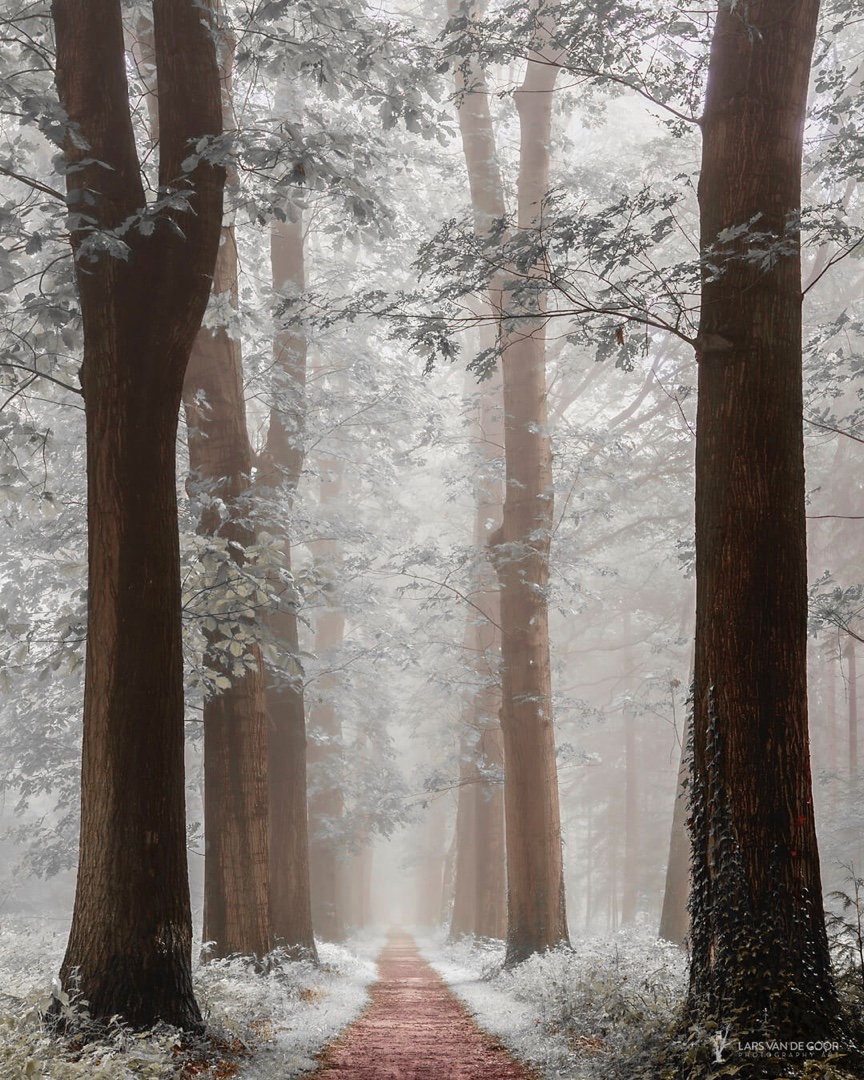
[312,931,537,1079]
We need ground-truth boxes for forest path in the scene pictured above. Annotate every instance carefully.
[311,930,537,1079]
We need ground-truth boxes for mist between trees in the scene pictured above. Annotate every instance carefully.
[0,0,862,1077]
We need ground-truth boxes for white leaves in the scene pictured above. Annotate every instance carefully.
[201,289,244,338]
[50,977,69,1009]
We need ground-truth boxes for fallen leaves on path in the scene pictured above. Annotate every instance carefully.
[312,931,538,1079]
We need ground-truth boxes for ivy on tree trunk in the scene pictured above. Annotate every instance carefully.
[687,0,855,1065]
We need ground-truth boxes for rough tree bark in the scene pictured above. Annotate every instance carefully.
[443,0,519,949]
[259,198,317,957]
[688,0,850,1054]
[184,230,271,962]
[178,18,271,966]
[489,1,569,964]
[130,5,270,963]
[53,0,224,1027]
[450,367,506,942]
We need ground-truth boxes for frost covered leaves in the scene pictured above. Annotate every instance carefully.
[0,917,381,1078]
[421,927,687,1079]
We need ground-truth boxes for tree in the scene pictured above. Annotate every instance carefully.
[260,177,317,958]
[687,0,852,1056]
[52,0,224,1028]
[449,367,506,942]
[488,0,569,963]
[183,184,272,960]
[129,1,272,965]
[445,0,507,942]
[440,0,569,961]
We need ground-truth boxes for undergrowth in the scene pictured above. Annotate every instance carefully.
[0,917,375,1078]
[437,917,864,1080]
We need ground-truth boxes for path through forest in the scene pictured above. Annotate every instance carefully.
[312,931,537,1079]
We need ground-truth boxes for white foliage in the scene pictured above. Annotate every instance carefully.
[420,927,687,1079]
[0,917,382,1078]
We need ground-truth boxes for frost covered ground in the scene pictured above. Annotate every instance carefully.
[0,915,381,1078]
[4,917,862,1078]
[0,918,689,1078]
[419,926,689,1080]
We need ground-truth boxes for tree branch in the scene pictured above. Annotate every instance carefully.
[0,362,83,397]
[0,165,65,202]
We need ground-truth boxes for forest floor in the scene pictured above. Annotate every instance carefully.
[0,914,691,1078]
[3,915,861,1078]
[310,930,537,1079]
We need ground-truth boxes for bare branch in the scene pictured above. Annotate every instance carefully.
[0,165,65,202]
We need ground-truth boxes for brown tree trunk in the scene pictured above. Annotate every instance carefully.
[491,4,568,965]
[688,0,846,1047]
[260,203,317,957]
[53,0,224,1028]
[445,0,508,946]
[450,366,506,942]
[444,0,533,954]
[474,720,506,938]
[186,259,271,960]
[178,24,271,965]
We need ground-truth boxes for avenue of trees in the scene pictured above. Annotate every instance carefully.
[0,0,863,1076]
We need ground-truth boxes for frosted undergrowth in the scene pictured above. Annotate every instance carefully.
[0,915,381,1078]
[233,931,381,1078]
[419,926,688,1079]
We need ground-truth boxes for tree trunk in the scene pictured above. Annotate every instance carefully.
[261,204,317,957]
[178,24,271,965]
[450,366,506,942]
[491,4,568,965]
[185,245,271,961]
[445,0,564,962]
[474,720,506,938]
[53,0,224,1028]
[445,0,508,946]
[688,0,846,1048]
